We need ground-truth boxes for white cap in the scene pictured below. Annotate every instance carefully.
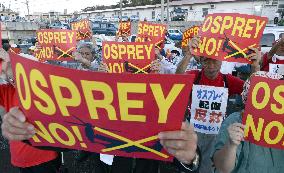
[11,44,17,48]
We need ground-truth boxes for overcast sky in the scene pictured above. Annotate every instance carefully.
[2,0,119,15]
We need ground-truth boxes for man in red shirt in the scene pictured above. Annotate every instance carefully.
[0,48,60,173]
[175,36,261,173]
[261,38,284,73]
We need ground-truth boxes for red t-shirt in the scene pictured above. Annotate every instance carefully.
[186,70,244,96]
[261,53,284,72]
[0,84,58,168]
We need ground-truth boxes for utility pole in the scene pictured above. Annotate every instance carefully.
[25,0,30,21]
[161,0,164,23]
[167,0,170,22]
[120,0,122,20]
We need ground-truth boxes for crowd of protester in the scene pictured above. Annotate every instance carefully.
[0,24,283,173]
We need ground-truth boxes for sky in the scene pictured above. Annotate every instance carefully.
[2,0,119,16]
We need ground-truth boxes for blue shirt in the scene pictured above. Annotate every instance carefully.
[213,112,284,173]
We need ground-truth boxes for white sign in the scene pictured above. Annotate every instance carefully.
[269,64,284,75]
[190,85,228,135]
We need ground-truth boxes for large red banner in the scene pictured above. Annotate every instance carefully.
[192,13,268,63]
[71,19,93,41]
[243,76,284,150]
[102,41,155,74]
[35,29,77,61]
[10,52,195,161]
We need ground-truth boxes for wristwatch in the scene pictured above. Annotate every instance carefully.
[180,151,200,172]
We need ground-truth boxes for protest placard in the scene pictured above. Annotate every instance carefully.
[243,76,284,150]
[35,29,77,61]
[182,26,200,47]
[190,85,228,134]
[137,22,167,49]
[192,13,268,63]
[269,64,284,75]
[117,21,131,37]
[10,52,196,161]
[102,41,155,73]
[71,19,92,41]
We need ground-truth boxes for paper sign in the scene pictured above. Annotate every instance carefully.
[102,41,155,74]
[71,19,93,41]
[269,64,284,75]
[117,21,131,37]
[182,26,200,47]
[190,85,228,134]
[35,29,77,61]
[243,76,284,150]
[137,22,167,48]
[10,52,196,161]
[192,13,268,64]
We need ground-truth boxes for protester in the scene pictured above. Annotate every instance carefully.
[261,38,284,74]
[0,48,60,173]
[73,42,108,72]
[1,46,200,173]
[212,71,284,173]
[175,36,261,173]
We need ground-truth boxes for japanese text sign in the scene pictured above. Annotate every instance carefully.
[35,29,77,61]
[10,52,196,161]
[190,85,228,134]
[192,13,268,63]
[102,41,155,74]
[269,64,284,75]
[243,76,284,150]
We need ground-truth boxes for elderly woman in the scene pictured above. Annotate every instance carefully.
[73,42,108,72]
[212,71,284,173]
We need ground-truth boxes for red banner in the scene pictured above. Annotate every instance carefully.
[192,13,268,63]
[102,41,155,74]
[137,22,167,49]
[182,26,200,47]
[117,21,131,37]
[35,29,77,61]
[243,76,284,150]
[71,19,93,41]
[10,52,195,161]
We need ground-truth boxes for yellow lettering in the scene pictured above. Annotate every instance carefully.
[50,75,81,116]
[81,81,117,120]
[30,69,56,115]
[150,84,185,123]
[252,82,270,110]
[117,83,146,122]
[15,63,31,110]
[271,85,284,114]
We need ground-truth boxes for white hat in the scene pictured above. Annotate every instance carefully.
[11,44,17,48]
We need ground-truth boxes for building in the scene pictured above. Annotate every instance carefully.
[25,11,72,23]
[78,0,278,23]
[0,3,19,21]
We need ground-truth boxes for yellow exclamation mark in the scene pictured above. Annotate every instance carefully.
[121,63,125,73]
[71,126,87,148]
[215,39,223,57]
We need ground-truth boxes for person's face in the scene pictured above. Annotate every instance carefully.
[201,58,222,79]
[276,44,284,56]
[79,47,93,62]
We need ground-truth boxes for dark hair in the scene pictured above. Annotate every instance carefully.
[3,43,11,51]
[171,50,180,56]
